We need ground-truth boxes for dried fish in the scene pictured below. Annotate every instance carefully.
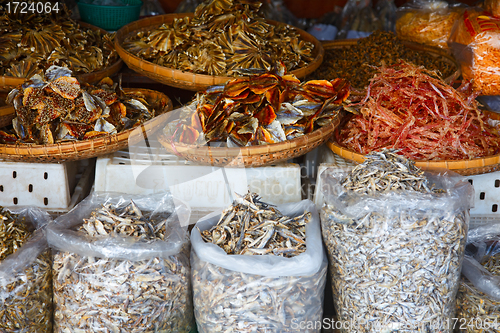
[52,200,193,333]
[320,149,471,332]
[456,252,500,332]
[1,66,156,144]
[0,207,53,332]
[124,0,314,76]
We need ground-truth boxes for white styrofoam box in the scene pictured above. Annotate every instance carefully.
[0,160,80,209]
[95,149,302,222]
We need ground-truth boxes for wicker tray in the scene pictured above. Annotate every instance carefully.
[115,13,324,91]
[321,39,461,85]
[0,89,172,163]
[0,91,14,128]
[327,110,500,176]
[158,110,343,167]
[0,22,123,92]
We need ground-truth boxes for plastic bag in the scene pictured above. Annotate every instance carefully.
[455,223,500,331]
[191,200,328,333]
[320,167,473,332]
[449,8,500,96]
[47,192,194,333]
[337,0,384,39]
[396,0,464,49]
[0,207,53,333]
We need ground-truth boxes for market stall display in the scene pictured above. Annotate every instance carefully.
[312,30,459,89]
[0,66,172,162]
[455,223,500,332]
[395,0,463,49]
[0,206,53,332]
[320,149,473,332]
[0,3,122,91]
[328,61,500,175]
[115,0,324,91]
[191,194,327,333]
[449,8,500,96]
[159,64,350,166]
[47,192,194,333]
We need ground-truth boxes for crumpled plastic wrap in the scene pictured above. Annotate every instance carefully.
[396,0,464,49]
[320,167,473,332]
[449,7,500,96]
[47,192,194,333]
[337,0,385,39]
[455,223,500,332]
[0,207,53,333]
[191,200,328,333]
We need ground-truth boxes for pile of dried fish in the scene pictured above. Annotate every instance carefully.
[0,1,117,77]
[124,0,315,76]
[200,192,311,257]
[456,253,500,332]
[0,207,53,332]
[1,66,155,144]
[192,251,327,333]
[53,200,193,333]
[320,150,470,332]
[163,64,350,146]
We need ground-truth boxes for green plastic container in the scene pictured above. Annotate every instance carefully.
[77,0,142,31]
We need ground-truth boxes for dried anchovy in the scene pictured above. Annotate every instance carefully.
[0,1,117,77]
[53,201,193,333]
[192,251,327,333]
[312,31,455,89]
[124,0,314,76]
[321,150,467,332]
[341,149,444,195]
[200,192,311,257]
[456,253,500,332]
[0,207,53,332]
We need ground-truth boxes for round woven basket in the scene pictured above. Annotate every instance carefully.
[0,22,123,92]
[0,89,172,163]
[321,39,461,85]
[327,110,500,176]
[115,14,325,91]
[158,110,343,167]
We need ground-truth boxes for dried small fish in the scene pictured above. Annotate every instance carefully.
[320,149,470,332]
[52,200,193,333]
[0,207,53,332]
[456,253,500,332]
[200,192,310,257]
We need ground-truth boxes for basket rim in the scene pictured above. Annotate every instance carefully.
[321,39,461,85]
[115,13,325,91]
[0,88,173,162]
[0,21,123,91]
[327,110,500,175]
[77,1,143,9]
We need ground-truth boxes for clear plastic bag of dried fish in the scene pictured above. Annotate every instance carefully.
[191,193,328,333]
[320,149,474,333]
[0,1,117,78]
[455,223,500,332]
[1,65,157,144]
[0,206,54,332]
[46,192,194,333]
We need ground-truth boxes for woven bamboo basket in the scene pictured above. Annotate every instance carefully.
[0,22,123,92]
[0,91,14,128]
[321,39,461,85]
[0,89,172,163]
[327,110,500,176]
[158,110,342,167]
[115,13,324,91]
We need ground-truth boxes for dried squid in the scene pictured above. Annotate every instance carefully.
[0,1,117,78]
[123,0,315,76]
[163,63,351,147]
[1,66,155,144]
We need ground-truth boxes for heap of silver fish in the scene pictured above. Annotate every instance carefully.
[52,200,193,333]
[456,253,500,332]
[0,207,53,332]
[320,149,467,332]
[199,192,310,257]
